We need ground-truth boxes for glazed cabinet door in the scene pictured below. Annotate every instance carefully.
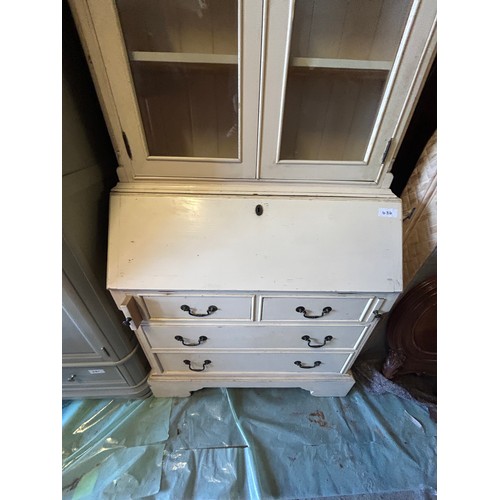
[76,0,263,179]
[259,0,436,182]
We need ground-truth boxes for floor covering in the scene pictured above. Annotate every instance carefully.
[62,361,437,499]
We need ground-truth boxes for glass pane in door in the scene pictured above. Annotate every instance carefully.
[280,0,413,162]
[116,0,239,158]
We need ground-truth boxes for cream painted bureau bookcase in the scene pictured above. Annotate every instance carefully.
[69,0,436,397]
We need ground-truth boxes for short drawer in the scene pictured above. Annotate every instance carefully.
[62,366,125,386]
[260,295,378,322]
[155,352,352,374]
[143,324,368,350]
[140,294,254,321]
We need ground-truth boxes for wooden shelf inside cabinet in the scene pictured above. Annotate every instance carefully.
[130,51,238,66]
[290,57,392,72]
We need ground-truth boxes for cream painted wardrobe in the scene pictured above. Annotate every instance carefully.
[69,0,436,397]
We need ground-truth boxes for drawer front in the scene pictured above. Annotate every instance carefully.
[62,366,125,385]
[143,324,368,350]
[260,296,378,322]
[141,295,254,321]
[155,352,351,374]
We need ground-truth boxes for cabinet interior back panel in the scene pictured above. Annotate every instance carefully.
[280,70,386,161]
[130,63,238,158]
[116,0,238,54]
[290,0,412,61]
[107,194,402,292]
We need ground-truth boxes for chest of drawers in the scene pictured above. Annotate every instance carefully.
[110,193,401,397]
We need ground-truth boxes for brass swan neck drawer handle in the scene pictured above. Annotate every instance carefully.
[294,361,322,369]
[183,360,211,372]
[301,335,333,348]
[295,306,332,319]
[175,335,208,346]
[180,305,218,317]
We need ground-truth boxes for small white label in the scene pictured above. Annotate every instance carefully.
[88,369,106,375]
[378,208,398,218]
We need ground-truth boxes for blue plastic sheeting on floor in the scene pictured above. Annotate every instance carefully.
[63,398,172,499]
[62,380,436,499]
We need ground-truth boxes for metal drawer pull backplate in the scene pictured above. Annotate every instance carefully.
[180,305,218,317]
[301,335,333,348]
[183,360,211,372]
[295,306,332,319]
[175,335,208,346]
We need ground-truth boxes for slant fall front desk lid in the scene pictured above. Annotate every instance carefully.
[107,194,402,293]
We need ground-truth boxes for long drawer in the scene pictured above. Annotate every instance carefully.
[155,352,352,374]
[142,324,368,350]
[140,294,254,321]
[62,366,126,386]
[260,295,379,322]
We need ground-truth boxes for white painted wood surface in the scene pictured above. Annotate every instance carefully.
[130,52,238,65]
[260,295,377,322]
[142,324,368,350]
[140,294,254,321]
[107,194,403,292]
[291,57,392,71]
[119,296,144,330]
[154,351,352,374]
[111,180,398,197]
[148,372,355,397]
